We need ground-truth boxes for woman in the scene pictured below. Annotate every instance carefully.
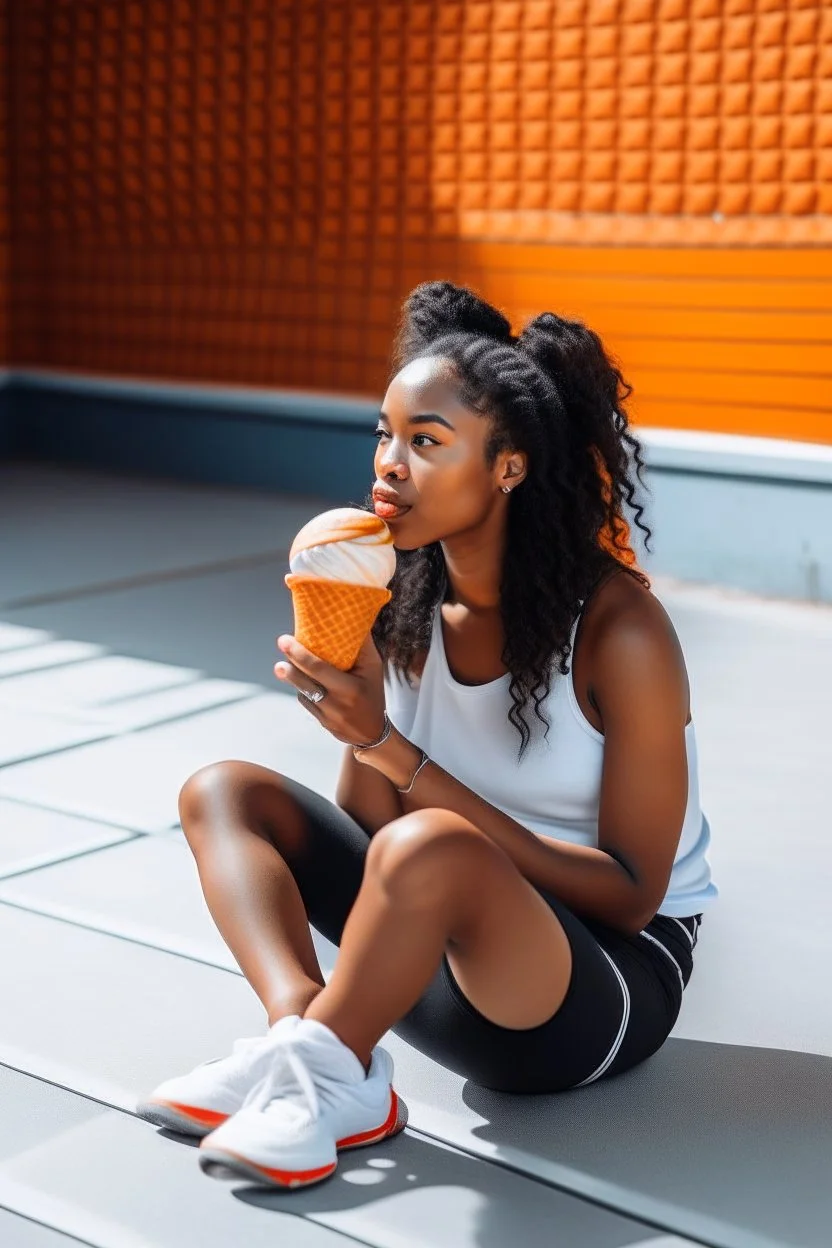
[138,282,717,1189]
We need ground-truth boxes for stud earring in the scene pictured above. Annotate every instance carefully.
[502,486,511,494]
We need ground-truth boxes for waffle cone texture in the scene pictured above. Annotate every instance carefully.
[284,574,392,671]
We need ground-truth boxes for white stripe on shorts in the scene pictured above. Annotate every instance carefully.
[668,916,695,947]
[638,928,685,994]
[573,946,631,1087]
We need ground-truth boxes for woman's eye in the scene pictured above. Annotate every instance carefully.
[373,428,437,449]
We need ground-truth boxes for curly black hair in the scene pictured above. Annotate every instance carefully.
[370,280,653,759]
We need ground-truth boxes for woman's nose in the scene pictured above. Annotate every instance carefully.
[377,440,408,480]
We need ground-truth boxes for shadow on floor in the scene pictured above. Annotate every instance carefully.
[456,1038,832,1248]
[3,562,294,688]
[232,1128,659,1248]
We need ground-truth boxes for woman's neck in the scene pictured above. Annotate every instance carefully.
[439,516,507,612]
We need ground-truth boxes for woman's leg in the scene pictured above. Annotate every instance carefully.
[178,761,370,1025]
[181,769,573,1075]
[177,766,683,1097]
[306,807,574,1067]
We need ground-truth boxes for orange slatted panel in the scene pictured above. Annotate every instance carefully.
[490,275,832,315]
[630,398,831,446]
[606,341,832,379]
[457,246,832,282]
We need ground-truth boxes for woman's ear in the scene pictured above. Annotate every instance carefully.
[498,450,528,491]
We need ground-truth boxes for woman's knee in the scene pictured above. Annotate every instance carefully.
[366,809,496,907]
[179,761,240,829]
[178,761,295,850]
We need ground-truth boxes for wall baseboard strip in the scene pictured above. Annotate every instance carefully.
[2,369,830,603]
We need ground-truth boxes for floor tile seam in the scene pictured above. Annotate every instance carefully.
[0,730,114,770]
[0,673,208,715]
[85,673,253,709]
[0,792,155,834]
[404,1114,783,1248]
[0,793,165,833]
[1,549,290,611]
[30,687,265,735]
[0,896,243,976]
[2,674,268,716]
[0,651,106,678]
[0,1173,171,1248]
[0,694,112,728]
[0,1046,169,1122]
[103,687,266,735]
[0,658,208,701]
[0,1195,101,1248]
[0,833,142,883]
[0,684,266,764]
[88,684,288,740]
[395,1120,688,1242]
[0,630,54,653]
[0,1175,384,1248]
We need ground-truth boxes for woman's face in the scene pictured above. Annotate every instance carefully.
[372,356,522,551]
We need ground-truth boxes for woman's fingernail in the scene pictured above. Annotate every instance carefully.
[275,663,288,677]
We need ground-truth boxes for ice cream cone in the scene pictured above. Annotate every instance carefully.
[284,574,392,671]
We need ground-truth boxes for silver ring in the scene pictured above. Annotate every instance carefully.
[300,686,326,704]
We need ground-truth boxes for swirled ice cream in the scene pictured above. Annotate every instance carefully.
[289,508,396,587]
[285,508,395,670]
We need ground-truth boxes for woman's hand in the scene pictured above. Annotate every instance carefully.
[274,632,387,748]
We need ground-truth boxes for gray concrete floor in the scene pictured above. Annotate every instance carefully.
[0,461,830,1248]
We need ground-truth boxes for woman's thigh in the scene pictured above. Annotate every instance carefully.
[394,897,695,1094]
[371,810,574,1032]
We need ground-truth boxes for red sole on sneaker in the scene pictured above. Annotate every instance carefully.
[199,1147,337,1188]
[199,1089,408,1189]
[136,1098,229,1137]
[336,1089,408,1151]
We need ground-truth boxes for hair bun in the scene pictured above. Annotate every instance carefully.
[515,313,573,374]
[517,313,612,384]
[393,281,513,368]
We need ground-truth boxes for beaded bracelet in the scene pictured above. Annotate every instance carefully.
[351,711,393,754]
[396,750,430,795]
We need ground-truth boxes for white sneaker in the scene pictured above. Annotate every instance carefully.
[198,1016,408,1188]
[136,1015,303,1137]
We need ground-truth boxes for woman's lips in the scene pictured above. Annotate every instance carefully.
[373,499,411,520]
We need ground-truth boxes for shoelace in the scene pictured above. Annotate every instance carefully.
[242,1037,334,1122]
[198,1034,267,1069]
[201,1016,301,1071]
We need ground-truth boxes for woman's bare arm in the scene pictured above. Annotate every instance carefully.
[335,746,403,837]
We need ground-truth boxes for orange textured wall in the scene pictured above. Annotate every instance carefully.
[6,0,832,443]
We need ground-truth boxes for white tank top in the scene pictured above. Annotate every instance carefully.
[383,602,717,918]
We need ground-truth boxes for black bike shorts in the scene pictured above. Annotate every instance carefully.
[275,775,702,1094]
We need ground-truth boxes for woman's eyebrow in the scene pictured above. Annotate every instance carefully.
[378,411,456,431]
